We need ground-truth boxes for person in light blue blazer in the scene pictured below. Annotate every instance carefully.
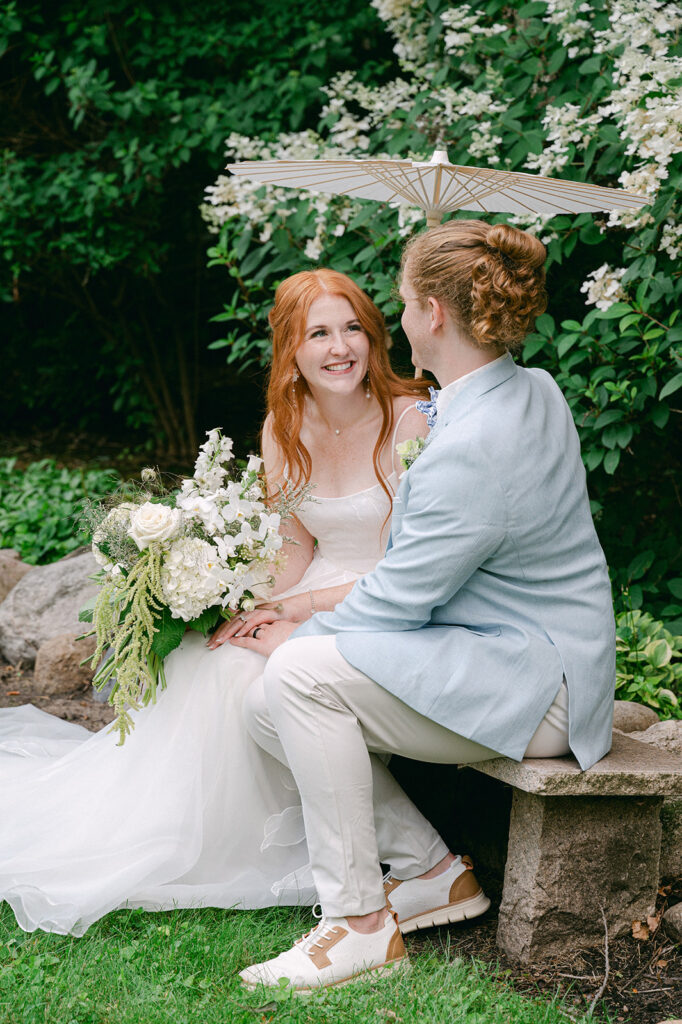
[235,220,616,992]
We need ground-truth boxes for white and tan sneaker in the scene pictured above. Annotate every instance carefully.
[384,855,490,934]
[239,909,409,993]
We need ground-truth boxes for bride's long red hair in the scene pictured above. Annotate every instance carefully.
[264,269,429,501]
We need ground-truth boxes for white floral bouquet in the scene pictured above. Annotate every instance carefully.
[80,428,305,744]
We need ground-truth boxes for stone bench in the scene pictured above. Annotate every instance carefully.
[466,730,682,962]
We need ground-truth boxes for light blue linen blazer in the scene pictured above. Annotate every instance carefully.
[293,354,615,770]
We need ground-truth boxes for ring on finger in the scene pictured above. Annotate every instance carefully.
[252,626,262,639]
[239,614,247,622]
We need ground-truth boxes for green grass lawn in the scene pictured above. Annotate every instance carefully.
[0,903,585,1024]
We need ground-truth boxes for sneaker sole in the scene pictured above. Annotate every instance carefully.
[240,955,411,994]
[397,890,491,934]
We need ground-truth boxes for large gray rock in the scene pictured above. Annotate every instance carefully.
[630,720,682,756]
[0,548,34,604]
[612,699,660,734]
[33,633,98,696]
[0,550,99,666]
[663,901,682,944]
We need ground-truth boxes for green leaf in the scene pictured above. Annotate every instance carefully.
[603,449,620,475]
[547,47,567,75]
[668,579,682,599]
[560,319,583,332]
[518,1,547,15]
[660,372,682,400]
[150,606,186,659]
[557,333,579,358]
[186,606,222,636]
[523,335,546,360]
[534,313,555,337]
[595,303,633,320]
[651,404,670,429]
[627,549,655,580]
[579,56,602,75]
[644,638,672,668]
[78,596,96,623]
[594,409,623,428]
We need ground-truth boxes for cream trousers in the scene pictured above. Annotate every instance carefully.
[243,635,569,918]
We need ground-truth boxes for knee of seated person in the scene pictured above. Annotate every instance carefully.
[262,639,313,709]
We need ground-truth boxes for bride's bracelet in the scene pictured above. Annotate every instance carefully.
[308,589,316,616]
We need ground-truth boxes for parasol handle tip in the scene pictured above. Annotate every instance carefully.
[430,149,450,164]
[425,210,443,228]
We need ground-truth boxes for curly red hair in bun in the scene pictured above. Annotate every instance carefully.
[402,220,547,351]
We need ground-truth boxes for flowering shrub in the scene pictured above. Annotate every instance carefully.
[203,0,682,632]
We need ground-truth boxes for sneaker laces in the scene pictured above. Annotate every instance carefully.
[294,905,343,954]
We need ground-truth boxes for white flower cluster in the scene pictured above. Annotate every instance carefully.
[659,221,682,260]
[525,103,600,177]
[160,536,232,622]
[594,0,682,228]
[508,211,559,246]
[580,264,628,311]
[543,0,593,58]
[371,0,430,72]
[593,0,682,56]
[93,430,286,622]
[440,4,506,59]
[468,122,504,166]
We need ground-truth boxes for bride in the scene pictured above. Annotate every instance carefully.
[0,269,428,936]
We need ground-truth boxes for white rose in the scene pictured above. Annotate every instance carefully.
[128,502,181,551]
[241,597,256,612]
[247,454,264,473]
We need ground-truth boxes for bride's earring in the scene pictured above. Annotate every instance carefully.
[291,367,299,395]
[364,370,371,399]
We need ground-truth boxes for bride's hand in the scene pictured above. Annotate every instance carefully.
[229,619,299,657]
[207,609,283,649]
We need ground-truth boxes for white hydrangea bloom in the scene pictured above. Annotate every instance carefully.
[161,537,232,622]
[543,0,593,51]
[468,123,503,165]
[659,221,682,260]
[525,103,600,177]
[580,264,628,311]
[440,5,506,58]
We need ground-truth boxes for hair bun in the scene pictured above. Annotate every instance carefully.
[485,224,546,270]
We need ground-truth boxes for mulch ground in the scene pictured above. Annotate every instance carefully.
[1,658,680,1024]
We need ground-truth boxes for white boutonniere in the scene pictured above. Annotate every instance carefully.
[396,436,427,472]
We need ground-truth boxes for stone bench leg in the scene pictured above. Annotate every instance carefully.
[496,791,663,962]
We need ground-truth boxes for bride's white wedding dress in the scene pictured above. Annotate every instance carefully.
[0,475,397,935]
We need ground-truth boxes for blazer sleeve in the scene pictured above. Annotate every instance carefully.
[293,435,507,638]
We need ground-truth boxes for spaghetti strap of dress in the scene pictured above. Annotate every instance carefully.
[390,402,421,475]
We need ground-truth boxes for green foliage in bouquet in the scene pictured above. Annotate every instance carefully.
[79,432,306,744]
[203,0,682,634]
[0,458,120,564]
[616,605,682,718]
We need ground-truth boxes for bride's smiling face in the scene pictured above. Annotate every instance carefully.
[295,293,370,396]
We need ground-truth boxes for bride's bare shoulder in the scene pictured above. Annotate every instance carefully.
[392,395,429,441]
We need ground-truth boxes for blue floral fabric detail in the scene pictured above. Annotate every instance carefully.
[415,386,439,430]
